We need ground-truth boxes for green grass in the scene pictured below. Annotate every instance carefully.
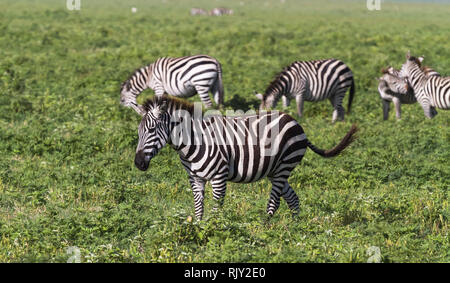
[0,0,449,262]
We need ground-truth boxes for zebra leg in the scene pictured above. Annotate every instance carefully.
[420,100,437,119]
[392,97,402,120]
[334,92,345,121]
[295,95,304,117]
[194,86,213,108]
[211,80,224,107]
[266,177,286,216]
[382,99,390,120]
[189,176,206,220]
[281,182,300,215]
[330,93,345,123]
[282,95,291,108]
[211,178,227,211]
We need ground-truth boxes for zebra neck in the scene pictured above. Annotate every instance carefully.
[408,65,427,95]
[145,64,156,88]
[265,89,284,107]
[165,103,202,154]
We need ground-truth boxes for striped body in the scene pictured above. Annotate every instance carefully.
[378,66,440,120]
[120,55,224,115]
[400,54,449,118]
[256,59,355,123]
[134,96,357,220]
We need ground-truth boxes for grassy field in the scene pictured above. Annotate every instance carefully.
[0,0,449,263]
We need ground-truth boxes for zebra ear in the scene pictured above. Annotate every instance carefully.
[418,56,424,63]
[406,50,411,59]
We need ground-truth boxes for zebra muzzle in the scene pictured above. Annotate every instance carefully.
[134,150,152,171]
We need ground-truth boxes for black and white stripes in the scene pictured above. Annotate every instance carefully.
[378,66,440,120]
[134,96,357,220]
[399,52,449,118]
[378,67,415,120]
[255,59,355,123]
[120,55,224,115]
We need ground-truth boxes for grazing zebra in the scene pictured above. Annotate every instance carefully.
[209,7,234,16]
[255,59,355,123]
[120,55,224,116]
[190,8,208,16]
[378,66,440,120]
[134,95,357,220]
[399,52,449,118]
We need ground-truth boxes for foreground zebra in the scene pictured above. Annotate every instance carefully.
[255,59,355,123]
[399,52,449,118]
[190,8,208,16]
[378,66,440,120]
[134,95,357,220]
[209,7,234,16]
[120,55,224,115]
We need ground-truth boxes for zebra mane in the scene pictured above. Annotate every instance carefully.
[407,58,437,76]
[120,80,130,92]
[264,63,295,97]
[407,56,422,67]
[381,67,395,74]
[142,95,196,115]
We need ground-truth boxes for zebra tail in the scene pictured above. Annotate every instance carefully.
[347,78,355,114]
[306,124,358,158]
[216,61,225,106]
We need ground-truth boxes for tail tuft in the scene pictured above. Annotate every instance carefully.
[307,124,358,158]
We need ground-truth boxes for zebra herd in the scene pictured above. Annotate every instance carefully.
[190,7,234,16]
[120,51,448,220]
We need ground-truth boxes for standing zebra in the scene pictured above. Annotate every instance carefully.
[134,95,357,220]
[378,66,440,120]
[399,52,449,118]
[120,55,224,116]
[190,8,208,16]
[255,59,355,123]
